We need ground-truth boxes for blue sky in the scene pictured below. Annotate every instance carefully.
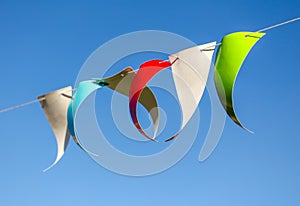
[0,0,300,205]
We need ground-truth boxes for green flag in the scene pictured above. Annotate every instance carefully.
[214,31,265,130]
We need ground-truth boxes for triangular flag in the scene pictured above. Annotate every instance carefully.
[129,60,171,141]
[214,32,265,130]
[167,42,216,141]
[105,67,159,137]
[38,86,72,171]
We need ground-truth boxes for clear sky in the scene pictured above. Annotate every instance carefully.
[0,0,299,205]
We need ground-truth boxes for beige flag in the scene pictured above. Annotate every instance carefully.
[38,86,72,171]
[105,67,159,137]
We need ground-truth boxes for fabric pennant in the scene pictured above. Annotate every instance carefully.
[167,42,216,141]
[105,67,160,137]
[38,86,72,171]
[214,32,265,130]
[129,60,171,141]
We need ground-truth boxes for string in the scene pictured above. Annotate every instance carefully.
[202,17,300,50]
[201,42,222,51]
[0,98,45,113]
[0,88,76,113]
[0,17,299,114]
[255,17,300,33]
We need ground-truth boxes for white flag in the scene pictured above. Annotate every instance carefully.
[38,86,72,171]
[168,42,216,140]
